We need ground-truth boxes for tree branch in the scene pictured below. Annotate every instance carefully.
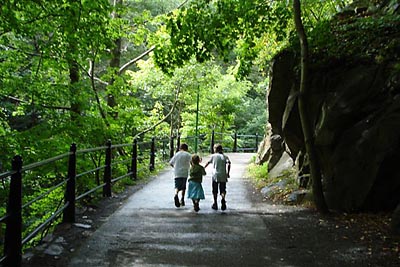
[133,99,179,139]
[1,94,71,111]
[89,59,109,126]
[84,45,156,84]
[118,45,156,75]
[133,83,183,139]
[86,61,109,85]
[177,0,190,9]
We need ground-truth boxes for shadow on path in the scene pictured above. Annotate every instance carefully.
[25,153,397,267]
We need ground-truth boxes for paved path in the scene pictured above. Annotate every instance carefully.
[66,153,382,267]
[68,153,275,266]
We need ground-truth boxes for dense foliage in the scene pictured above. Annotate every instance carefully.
[4,0,386,253]
[0,0,267,252]
[309,13,400,64]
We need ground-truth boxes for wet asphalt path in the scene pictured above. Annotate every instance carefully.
[68,153,276,267]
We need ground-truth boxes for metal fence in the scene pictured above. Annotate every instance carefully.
[0,131,259,266]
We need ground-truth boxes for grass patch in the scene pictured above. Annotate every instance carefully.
[246,158,304,204]
[246,162,269,189]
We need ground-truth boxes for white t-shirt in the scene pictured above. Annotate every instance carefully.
[207,153,231,182]
[169,151,191,178]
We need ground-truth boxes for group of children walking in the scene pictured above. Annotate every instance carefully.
[169,143,231,212]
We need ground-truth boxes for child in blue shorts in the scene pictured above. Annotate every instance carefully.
[169,143,191,207]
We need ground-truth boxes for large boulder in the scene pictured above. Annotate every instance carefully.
[392,203,400,235]
[259,0,400,212]
[265,52,400,212]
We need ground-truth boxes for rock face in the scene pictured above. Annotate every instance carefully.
[264,49,400,211]
[392,204,400,235]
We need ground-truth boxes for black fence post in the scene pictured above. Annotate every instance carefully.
[63,144,76,223]
[233,132,238,152]
[255,133,259,152]
[131,139,137,181]
[149,137,155,172]
[4,155,23,267]
[103,140,112,197]
[210,130,215,154]
[169,135,175,159]
[176,134,181,152]
[162,139,166,161]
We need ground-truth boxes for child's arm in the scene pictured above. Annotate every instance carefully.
[201,166,206,176]
[204,157,212,168]
[226,157,231,178]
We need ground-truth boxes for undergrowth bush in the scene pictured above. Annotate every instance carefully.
[246,161,269,189]
[246,157,302,204]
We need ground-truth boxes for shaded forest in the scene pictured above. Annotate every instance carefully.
[1,0,400,258]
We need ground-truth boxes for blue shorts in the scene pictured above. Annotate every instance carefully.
[174,178,187,191]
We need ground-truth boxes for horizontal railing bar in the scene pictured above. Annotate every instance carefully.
[180,136,196,140]
[0,213,10,223]
[76,165,105,179]
[111,158,131,167]
[237,134,257,138]
[76,183,106,201]
[111,172,132,183]
[111,143,131,149]
[76,146,107,154]
[136,140,152,146]
[22,202,68,246]
[22,152,71,172]
[22,179,68,209]
[213,131,234,135]
[0,170,13,180]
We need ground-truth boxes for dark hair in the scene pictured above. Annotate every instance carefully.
[191,154,200,164]
[214,143,223,153]
[180,143,188,151]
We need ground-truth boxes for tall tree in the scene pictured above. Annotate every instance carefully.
[151,0,347,212]
[293,0,328,213]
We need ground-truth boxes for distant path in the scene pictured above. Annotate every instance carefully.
[67,153,381,267]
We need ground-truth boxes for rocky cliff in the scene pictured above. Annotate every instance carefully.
[259,0,400,212]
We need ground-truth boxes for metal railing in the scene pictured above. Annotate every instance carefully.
[0,131,259,266]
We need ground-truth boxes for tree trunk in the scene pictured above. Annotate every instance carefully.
[69,57,81,121]
[293,0,328,213]
[107,0,123,119]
